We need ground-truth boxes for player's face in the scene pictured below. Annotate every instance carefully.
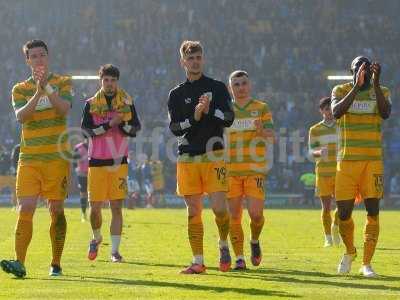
[26,47,48,72]
[320,105,333,121]
[101,75,118,96]
[181,52,204,75]
[230,76,251,100]
[352,57,372,90]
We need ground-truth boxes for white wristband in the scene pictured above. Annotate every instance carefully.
[45,84,55,95]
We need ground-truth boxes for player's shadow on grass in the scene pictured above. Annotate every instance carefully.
[216,268,400,292]
[40,275,300,298]
[97,260,221,271]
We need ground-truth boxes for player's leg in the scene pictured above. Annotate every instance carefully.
[88,201,103,260]
[181,194,206,274]
[209,191,231,272]
[0,197,37,278]
[107,164,128,262]
[320,196,333,247]
[1,164,41,278]
[204,158,231,272]
[243,175,266,266]
[87,166,106,260]
[48,199,66,276]
[41,159,69,276]
[228,196,245,270]
[109,199,124,262]
[359,160,383,277]
[247,196,265,266]
[335,161,360,274]
[177,161,206,274]
[336,199,356,274]
[331,207,341,246]
[358,198,380,277]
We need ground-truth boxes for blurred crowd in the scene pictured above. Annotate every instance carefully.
[0,0,399,196]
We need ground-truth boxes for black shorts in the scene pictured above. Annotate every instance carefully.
[78,176,87,193]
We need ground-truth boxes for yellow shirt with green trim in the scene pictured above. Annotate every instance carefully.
[12,73,73,163]
[308,120,337,178]
[226,99,273,177]
[331,82,390,161]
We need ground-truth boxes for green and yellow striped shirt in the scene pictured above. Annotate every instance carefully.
[308,120,337,178]
[226,99,273,176]
[12,73,73,163]
[331,82,390,161]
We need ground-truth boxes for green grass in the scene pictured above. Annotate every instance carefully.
[0,207,399,299]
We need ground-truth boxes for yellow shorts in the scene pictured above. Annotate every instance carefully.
[88,164,128,202]
[176,160,228,196]
[315,176,335,197]
[227,175,265,200]
[16,160,70,200]
[335,160,384,201]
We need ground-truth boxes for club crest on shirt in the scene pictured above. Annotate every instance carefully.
[184,98,192,104]
[251,110,259,117]
[369,89,376,100]
[123,97,132,105]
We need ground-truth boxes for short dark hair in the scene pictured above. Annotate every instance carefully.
[319,97,331,109]
[229,70,249,83]
[99,64,120,79]
[23,39,48,59]
[180,40,203,58]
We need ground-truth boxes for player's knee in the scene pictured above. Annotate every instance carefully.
[214,208,229,219]
[249,212,264,223]
[90,203,102,214]
[187,205,202,217]
[188,214,202,224]
[111,206,122,216]
[337,200,354,220]
[229,209,242,220]
[49,204,64,215]
[19,203,35,214]
[338,207,352,221]
[365,199,380,216]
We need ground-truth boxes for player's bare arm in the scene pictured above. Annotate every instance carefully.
[331,62,366,119]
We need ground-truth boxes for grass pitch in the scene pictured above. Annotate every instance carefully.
[0,207,399,299]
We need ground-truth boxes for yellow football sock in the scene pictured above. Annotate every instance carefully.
[321,210,332,235]
[363,215,379,266]
[339,218,356,254]
[50,212,67,266]
[229,216,244,257]
[15,211,33,264]
[250,215,265,241]
[215,212,230,241]
[188,215,204,256]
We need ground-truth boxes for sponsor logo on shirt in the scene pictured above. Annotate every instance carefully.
[36,96,53,111]
[348,100,376,114]
[228,118,257,131]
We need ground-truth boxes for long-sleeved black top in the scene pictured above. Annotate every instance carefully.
[168,75,234,156]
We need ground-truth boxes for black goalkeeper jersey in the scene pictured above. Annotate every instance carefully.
[167,75,234,156]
